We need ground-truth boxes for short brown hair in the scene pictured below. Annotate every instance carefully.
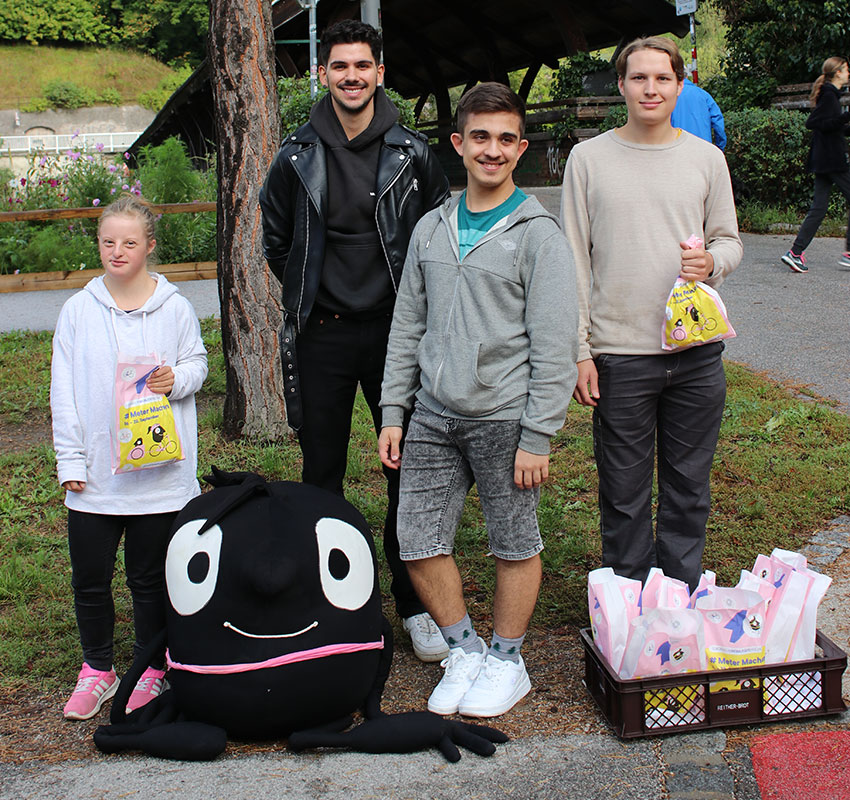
[615,37,685,82]
[456,82,526,137]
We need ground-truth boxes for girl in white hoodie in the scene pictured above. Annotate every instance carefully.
[50,194,208,720]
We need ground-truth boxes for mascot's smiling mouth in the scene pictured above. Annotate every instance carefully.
[223,620,318,639]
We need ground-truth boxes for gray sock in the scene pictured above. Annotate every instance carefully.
[489,632,525,663]
[438,614,479,654]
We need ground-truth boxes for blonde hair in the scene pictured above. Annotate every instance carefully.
[616,37,685,82]
[810,57,849,106]
[97,193,158,264]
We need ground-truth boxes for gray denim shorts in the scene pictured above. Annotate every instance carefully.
[397,404,543,561]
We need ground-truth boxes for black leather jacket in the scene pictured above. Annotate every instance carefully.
[259,120,450,334]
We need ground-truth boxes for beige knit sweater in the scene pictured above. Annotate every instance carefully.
[561,129,743,361]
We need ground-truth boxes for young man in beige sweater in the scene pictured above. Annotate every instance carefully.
[560,37,742,592]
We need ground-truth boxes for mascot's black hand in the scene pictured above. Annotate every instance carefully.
[287,711,508,762]
[94,720,227,761]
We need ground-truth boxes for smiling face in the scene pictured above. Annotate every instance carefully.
[318,41,384,120]
[451,110,528,199]
[98,213,155,284]
[163,479,383,737]
[618,48,683,131]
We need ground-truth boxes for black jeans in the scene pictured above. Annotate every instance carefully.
[592,343,726,592]
[68,509,176,670]
[793,171,850,253]
[294,309,424,619]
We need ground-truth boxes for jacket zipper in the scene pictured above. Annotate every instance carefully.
[398,177,419,217]
[375,156,411,293]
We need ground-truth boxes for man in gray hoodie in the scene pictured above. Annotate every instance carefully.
[378,83,578,718]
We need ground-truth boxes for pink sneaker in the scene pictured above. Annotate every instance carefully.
[63,663,119,720]
[126,667,167,713]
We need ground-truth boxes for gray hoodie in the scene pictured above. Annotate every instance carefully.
[381,193,578,455]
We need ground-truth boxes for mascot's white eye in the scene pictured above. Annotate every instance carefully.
[166,519,223,616]
[316,517,374,611]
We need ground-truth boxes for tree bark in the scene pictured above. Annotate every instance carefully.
[208,0,288,440]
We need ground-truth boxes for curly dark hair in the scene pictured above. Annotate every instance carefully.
[319,19,382,65]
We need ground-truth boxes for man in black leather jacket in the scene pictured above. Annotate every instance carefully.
[259,20,450,661]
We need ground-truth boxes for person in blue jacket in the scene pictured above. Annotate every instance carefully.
[671,76,726,150]
[781,56,850,273]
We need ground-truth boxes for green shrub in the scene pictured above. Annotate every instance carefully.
[43,80,98,110]
[135,137,202,204]
[724,108,810,209]
[703,72,777,113]
[0,137,216,274]
[138,65,193,111]
[552,52,615,99]
[3,224,99,273]
[277,76,417,135]
[20,97,50,113]
[97,87,122,106]
[599,104,628,132]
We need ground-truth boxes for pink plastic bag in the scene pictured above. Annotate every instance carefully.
[619,608,706,679]
[642,567,691,611]
[695,587,767,673]
[588,567,642,673]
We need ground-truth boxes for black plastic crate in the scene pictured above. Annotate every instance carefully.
[581,627,847,738]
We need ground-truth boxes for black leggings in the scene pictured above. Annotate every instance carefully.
[68,510,176,671]
[793,171,850,253]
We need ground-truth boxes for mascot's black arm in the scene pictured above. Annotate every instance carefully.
[93,630,228,761]
[288,618,509,763]
[287,712,509,763]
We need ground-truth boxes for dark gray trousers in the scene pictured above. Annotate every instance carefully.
[592,342,726,592]
[793,171,850,253]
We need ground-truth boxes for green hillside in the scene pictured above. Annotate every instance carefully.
[0,44,177,110]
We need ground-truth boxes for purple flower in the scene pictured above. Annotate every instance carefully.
[67,150,81,162]
[20,178,26,186]
[48,179,58,188]
[92,198,100,206]
[122,184,129,191]
[95,142,105,153]
[38,156,47,167]
[85,155,94,162]
[124,152,130,160]
[71,130,80,140]
[108,164,118,173]
[110,188,117,194]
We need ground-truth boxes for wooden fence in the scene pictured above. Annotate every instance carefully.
[0,201,217,293]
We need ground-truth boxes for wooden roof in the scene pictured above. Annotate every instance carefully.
[131,0,688,157]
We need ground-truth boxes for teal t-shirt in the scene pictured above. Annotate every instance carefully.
[457,187,527,260]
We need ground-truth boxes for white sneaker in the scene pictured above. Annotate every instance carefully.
[403,612,450,662]
[427,636,487,715]
[458,654,531,718]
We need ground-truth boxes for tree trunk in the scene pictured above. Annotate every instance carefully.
[208,0,288,440]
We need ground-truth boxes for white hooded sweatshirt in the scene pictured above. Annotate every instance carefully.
[50,273,208,515]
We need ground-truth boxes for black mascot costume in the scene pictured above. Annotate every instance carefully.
[93,469,507,762]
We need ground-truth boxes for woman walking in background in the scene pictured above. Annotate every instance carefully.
[781,56,850,273]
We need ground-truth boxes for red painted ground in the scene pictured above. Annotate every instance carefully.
[751,730,850,800]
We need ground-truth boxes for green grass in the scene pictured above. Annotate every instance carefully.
[2,325,849,692]
[737,200,848,236]
[0,43,176,110]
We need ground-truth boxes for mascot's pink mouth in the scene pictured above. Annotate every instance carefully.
[165,636,385,675]
[222,620,319,638]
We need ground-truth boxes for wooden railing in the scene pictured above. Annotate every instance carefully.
[0,201,217,293]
